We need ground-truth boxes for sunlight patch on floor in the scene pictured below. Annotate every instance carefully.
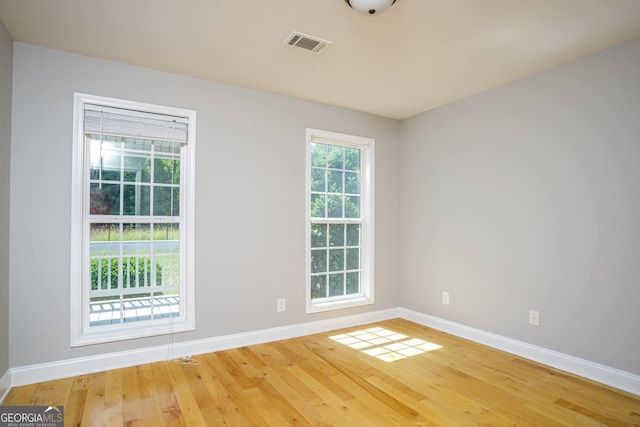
[330,327,443,362]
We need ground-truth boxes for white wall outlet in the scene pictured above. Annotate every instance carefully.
[442,292,450,305]
[277,298,286,312]
[529,309,540,326]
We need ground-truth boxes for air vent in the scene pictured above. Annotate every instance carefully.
[284,32,332,54]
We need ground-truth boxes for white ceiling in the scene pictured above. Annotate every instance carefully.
[1,0,639,119]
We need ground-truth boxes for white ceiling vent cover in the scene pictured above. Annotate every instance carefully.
[284,32,332,54]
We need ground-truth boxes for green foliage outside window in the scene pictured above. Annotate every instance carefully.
[91,257,163,291]
[309,147,363,299]
[310,143,361,219]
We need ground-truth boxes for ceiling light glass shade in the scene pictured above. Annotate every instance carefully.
[344,0,397,16]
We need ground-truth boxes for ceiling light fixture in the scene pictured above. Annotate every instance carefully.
[344,0,397,16]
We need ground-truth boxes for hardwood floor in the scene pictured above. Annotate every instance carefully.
[3,319,639,426]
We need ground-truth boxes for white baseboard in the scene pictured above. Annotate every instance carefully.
[7,307,640,397]
[10,308,400,387]
[400,308,640,396]
[0,370,10,403]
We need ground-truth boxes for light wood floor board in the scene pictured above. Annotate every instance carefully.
[2,319,639,426]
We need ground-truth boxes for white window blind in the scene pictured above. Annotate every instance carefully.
[84,105,189,144]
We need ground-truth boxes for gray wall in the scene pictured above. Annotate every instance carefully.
[8,36,640,377]
[9,43,401,367]
[0,20,12,379]
[399,38,640,374]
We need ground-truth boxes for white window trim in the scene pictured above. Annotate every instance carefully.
[305,128,375,314]
[70,93,196,346]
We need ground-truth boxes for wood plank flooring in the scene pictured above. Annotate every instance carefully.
[3,319,639,426]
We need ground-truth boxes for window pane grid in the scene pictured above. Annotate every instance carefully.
[309,141,363,300]
[89,220,180,325]
[86,127,181,326]
[88,135,180,218]
[310,142,361,220]
[310,220,362,300]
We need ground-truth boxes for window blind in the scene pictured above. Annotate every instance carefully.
[84,104,188,144]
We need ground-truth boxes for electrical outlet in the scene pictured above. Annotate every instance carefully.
[529,309,540,326]
[442,292,450,305]
[277,298,286,312]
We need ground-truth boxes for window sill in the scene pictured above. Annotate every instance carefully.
[306,295,374,314]
[71,317,194,347]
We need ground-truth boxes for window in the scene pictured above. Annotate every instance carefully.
[71,93,196,346]
[306,129,374,313]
